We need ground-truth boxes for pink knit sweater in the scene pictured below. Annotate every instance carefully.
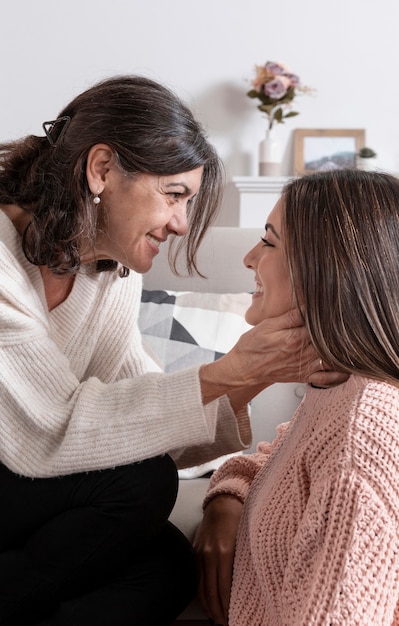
[205,376,399,625]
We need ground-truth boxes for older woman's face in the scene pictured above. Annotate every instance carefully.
[243,199,295,325]
[81,166,203,274]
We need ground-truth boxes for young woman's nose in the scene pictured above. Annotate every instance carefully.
[243,242,260,270]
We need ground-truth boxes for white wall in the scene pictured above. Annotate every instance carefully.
[2,0,399,220]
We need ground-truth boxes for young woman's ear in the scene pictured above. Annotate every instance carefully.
[86,144,115,195]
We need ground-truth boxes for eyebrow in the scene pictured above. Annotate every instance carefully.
[265,222,281,239]
[164,182,192,194]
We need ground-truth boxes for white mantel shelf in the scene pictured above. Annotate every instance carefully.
[230,176,290,227]
[232,176,290,194]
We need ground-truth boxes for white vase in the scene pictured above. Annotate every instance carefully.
[259,127,282,176]
[356,156,378,172]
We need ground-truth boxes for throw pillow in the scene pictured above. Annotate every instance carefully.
[139,289,252,373]
[139,289,252,478]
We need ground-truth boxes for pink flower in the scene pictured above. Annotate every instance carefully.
[264,61,289,75]
[251,66,269,91]
[264,75,291,99]
[282,72,300,86]
[247,60,313,129]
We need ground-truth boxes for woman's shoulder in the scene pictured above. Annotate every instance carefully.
[327,377,399,477]
[307,375,399,413]
[348,376,399,417]
[302,376,399,467]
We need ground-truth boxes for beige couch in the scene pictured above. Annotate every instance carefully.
[141,227,304,623]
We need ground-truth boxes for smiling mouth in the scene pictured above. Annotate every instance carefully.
[146,234,161,249]
[254,282,263,295]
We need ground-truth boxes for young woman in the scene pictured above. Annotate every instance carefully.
[195,169,399,626]
[0,76,340,625]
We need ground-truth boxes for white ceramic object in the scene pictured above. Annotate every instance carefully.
[259,127,282,176]
[356,156,378,172]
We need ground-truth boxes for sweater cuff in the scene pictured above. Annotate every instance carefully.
[203,476,250,508]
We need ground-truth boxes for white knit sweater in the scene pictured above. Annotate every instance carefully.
[0,212,251,478]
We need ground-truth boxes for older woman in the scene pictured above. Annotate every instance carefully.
[0,76,338,625]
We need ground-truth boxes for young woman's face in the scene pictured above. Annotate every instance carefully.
[82,165,203,273]
[244,199,296,325]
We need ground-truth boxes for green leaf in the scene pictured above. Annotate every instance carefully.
[284,111,299,118]
[247,89,259,99]
[258,104,274,114]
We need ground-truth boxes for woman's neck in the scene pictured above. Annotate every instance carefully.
[39,265,75,311]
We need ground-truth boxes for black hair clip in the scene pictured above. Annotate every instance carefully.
[42,116,71,147]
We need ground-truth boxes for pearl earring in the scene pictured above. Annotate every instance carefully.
[93,193,101,205]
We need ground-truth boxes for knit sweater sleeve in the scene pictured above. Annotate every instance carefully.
[0,219,251,477]
[203,422,289,506]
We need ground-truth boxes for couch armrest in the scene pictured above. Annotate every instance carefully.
[169,477,210,542]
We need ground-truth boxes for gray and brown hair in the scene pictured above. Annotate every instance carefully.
[0,75,223,276]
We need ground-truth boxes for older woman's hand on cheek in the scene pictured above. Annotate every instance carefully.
[193,495,243,626]
[200,309,348,409]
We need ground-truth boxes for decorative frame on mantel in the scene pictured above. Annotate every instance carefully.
[293,129,365,175]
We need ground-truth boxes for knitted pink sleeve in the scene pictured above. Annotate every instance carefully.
[203,421,290,507]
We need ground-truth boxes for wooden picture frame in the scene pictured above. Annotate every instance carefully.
[293,128,366,175]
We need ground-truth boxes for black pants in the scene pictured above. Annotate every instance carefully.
[0,455,198,625]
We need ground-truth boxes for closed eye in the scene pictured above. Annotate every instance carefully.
[261,236,274,247]
[168,192,197,204]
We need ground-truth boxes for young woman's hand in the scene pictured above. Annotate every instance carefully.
[193,495,243,626]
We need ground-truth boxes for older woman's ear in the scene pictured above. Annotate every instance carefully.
[85,144,115,195]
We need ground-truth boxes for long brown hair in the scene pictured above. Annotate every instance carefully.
[282,169,399,383]
[0,75,223,276]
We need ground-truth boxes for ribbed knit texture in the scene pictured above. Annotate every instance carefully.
[206,376,399,625]
[0,212,251,478]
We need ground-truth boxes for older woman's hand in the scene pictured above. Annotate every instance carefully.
[200,308,348,410]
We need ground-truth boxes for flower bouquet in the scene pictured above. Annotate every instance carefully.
[247,61,312,129]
